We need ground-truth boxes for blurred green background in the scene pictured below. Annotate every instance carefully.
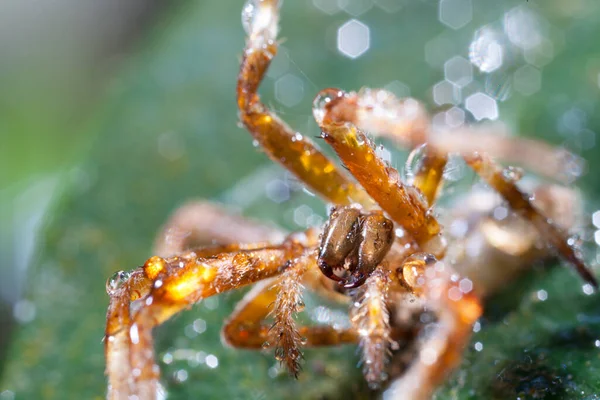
[1,0,600,399]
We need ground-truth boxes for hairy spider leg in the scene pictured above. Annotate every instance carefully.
[222,264,359,377]
[105,231,317,400]
[349,265,392,387]
[387,253,483,400]
[464,154,598,287]
[320,87,583,183]
[237,0,373,207]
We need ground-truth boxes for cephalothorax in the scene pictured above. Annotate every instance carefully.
[104,1,596,399]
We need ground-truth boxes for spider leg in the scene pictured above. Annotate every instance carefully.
[319,87,583,183]
[153,201,284,257]
[237,0,372,207]
[105,231,317,400]
[349,265,392,388]
[411,145,448,206]
[222,261,358,377]
[464,153,597,287]
[385,253,483,400]
[314,94,442,254]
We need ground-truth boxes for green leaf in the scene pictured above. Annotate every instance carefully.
[2,1,600,399]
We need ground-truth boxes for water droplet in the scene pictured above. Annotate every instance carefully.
[403,144,428,184]
[502,166,524,182]
[174,369,188,383]
[296,300,305,312]
[241,0,257,35]
[312,89,344,122]
[206,354,219,369]
[106,270,131,295]
[582,284,595,296]
[387,167,400,185]
[536,289,548,301]
[300,337,308,345]
[252,139,260,148]
[274,348,285,361]
[262,341,271,349]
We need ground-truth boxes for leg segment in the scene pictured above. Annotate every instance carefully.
[464,153,597,287]
[237,0,372,207]
[105,231,318,400]
[222,258,358,376]
[350,265,392,388]
[319,87,583,183]
[314,89,441,253]
[385,254,483,400]
[154,201,284,257]
[410,145,448,206]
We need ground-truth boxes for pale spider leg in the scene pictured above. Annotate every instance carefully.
[105,231,318,400]
[153,200,352,305]
[464,153,598,287]
[154,201,284,257]
[385,253,483,400]
[237,0,373,207]
[445,184,583,297]
[105,269,153,400]
[321,87,582,183]
[349,265,392,388]
[314,99,442,254]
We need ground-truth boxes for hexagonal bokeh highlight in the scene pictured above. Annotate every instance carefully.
[275,73,305,107]
[433,80,461,105]
[439,0,472,30]
[312,0,342,15]
[444,56,473,88]
[465,92,498,121]
[504,6,545,50]
[337,19,370,59]
[374,0,402,13]
[425,34,458,68]
[342,0,374,17]
[384,80,410,98]
[513,65,541,96]
[445,106,465,128]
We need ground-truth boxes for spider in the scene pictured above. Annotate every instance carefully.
[104,1,597,399]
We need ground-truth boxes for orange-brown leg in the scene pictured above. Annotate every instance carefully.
[237,0,372,207]
[321,87,582,183]
[464,153,597,287]
[105,231,318,400]
[385,254,483,400]
[314,91,441,254]
[410,145,448,206]
[222,258,358,377]
[350,265,392,388]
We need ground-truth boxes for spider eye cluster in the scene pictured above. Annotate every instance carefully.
[318,206,394,288]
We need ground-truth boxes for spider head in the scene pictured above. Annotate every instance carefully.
[318,206,394,289]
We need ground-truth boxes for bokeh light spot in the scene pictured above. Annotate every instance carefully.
[337,19,370,59]
[465,92,498,121]
[439,0,472,30]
